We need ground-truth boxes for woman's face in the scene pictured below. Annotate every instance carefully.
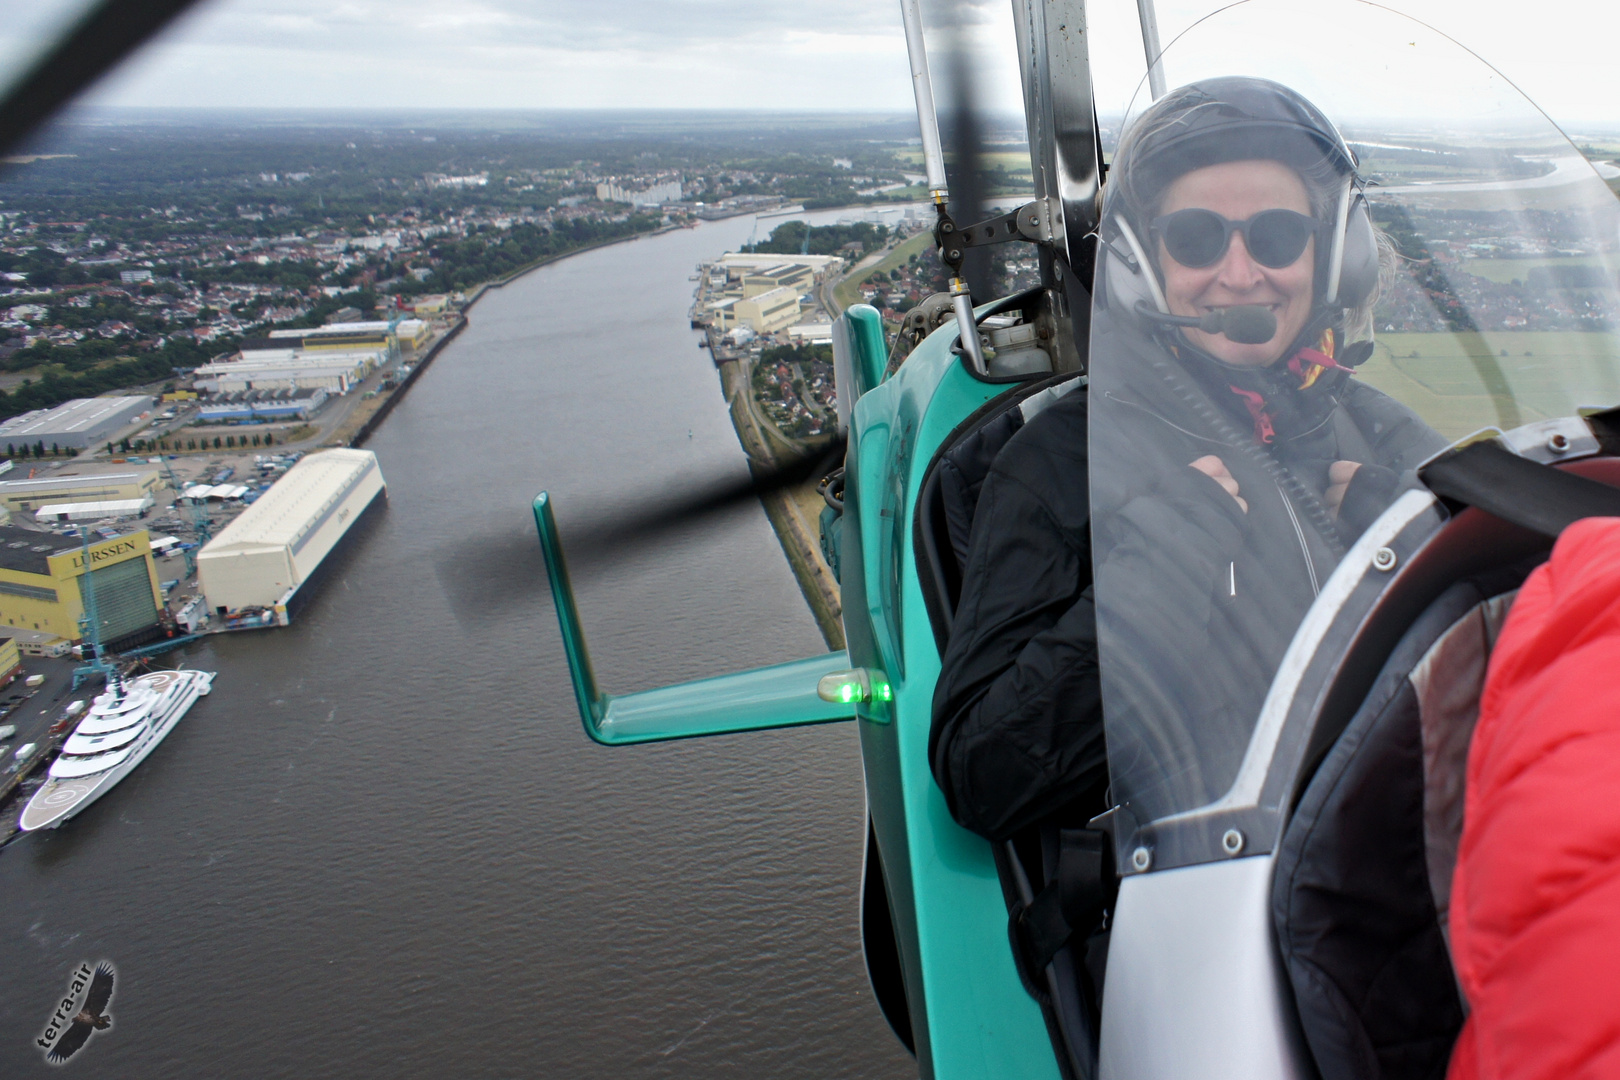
[1156,159,1315,367]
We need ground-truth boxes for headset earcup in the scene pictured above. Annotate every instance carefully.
[1336,196,1379,307]
[1102,218,1166,320]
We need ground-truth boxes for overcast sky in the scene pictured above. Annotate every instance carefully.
[2,0,1616,134]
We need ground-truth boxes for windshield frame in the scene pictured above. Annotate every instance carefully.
[1088,0,1620,873]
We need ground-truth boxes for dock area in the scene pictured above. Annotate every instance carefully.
[0,656,100,848]
[691,250,855,648]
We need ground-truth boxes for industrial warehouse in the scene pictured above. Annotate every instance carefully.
[0,396,155,451]
[197,389,329,425]
[697,254,843,334]
[0,468,161,515]
[192,321,406,394]
[196,448,386,624]
[0,525,164,650]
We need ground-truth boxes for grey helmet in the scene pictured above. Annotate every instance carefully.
[1100,76,1379,330]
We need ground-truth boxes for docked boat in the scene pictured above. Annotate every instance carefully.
[19,669,214,831]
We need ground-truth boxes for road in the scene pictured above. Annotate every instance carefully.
[820,243,896,319]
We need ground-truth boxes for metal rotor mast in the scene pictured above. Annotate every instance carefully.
[897,0,1108,375]
[897,0,988,375]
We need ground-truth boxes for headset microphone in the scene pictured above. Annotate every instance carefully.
[1135,303,1278,345]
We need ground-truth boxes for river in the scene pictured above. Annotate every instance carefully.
[0,210,917,1078]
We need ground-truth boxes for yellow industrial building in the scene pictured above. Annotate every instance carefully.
[730,285,803,333]
[0,470,160,514]
[703,255,836,334]
[269,321,398,355]
[0,526,163,647]
[0,636,21,684]
[394,318,430,350]
[741,263,814,297]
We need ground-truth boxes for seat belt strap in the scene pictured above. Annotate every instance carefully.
[1420,440,1620,539]
[1013,829,1110,972]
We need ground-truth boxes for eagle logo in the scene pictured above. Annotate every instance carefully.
[38,962,114,1064]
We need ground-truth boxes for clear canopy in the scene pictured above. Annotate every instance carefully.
[1088,0,1620,870]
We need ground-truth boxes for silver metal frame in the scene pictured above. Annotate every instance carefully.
[1135,0,1167,100]
[1009,0,1103,268]
[899,0,948,198]
[1100,856,1312,1080]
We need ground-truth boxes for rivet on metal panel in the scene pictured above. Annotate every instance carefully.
[1130,846,1152,872]
[1373,546,1397,572]
[1221,829,1245,856]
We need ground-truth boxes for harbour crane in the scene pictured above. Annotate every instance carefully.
[158,457,212,578]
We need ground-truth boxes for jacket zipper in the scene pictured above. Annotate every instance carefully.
[1275,482,1320,596]
[1111,387,1325,596]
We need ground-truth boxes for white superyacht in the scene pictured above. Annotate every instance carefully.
[20,668,214,831]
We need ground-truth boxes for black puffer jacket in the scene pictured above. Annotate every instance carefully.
[930,318,1446,840]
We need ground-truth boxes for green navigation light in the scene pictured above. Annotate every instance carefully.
[818,668,872,704]
[815,668,892,708]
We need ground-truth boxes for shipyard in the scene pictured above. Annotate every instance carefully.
[0,305,463,844]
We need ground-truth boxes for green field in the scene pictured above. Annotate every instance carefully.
[897,148,1031,172]
[834,230,935,312]
[1456,255,1604,284]
[1358,331,1620,439]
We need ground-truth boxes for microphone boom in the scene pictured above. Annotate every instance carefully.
[1137,303,1278,345]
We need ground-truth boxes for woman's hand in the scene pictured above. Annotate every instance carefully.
[1325,460,1362,517]
[1189,455,1248,514]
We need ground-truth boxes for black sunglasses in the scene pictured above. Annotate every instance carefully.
[1151,208,1320,270]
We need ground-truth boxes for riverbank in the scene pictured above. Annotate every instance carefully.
[336,319,468,448]
[718,349,845,650]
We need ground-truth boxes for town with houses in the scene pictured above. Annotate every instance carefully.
[0,113,950,841]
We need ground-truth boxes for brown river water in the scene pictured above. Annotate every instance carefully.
[0,210,916,1078]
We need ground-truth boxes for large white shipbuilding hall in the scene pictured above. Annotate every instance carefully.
[197,448,386,622]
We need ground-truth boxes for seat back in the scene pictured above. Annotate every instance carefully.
[1273,569,1529,1080]
[1271,451,1620,1080]
[915,372,1085,650]
[910,369,1096,1077]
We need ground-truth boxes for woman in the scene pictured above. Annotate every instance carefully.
[1090,76,1450,821]
[931,76,1445,840]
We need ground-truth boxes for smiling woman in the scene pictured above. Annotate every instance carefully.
[1089,74,1449,850]
[1154,159,1318,367]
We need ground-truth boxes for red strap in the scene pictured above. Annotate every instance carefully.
[1288,347,1346,378]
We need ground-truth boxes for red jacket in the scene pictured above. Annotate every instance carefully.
[1449,517,1620,1079]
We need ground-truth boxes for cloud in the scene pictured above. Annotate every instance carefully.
[1,0,1616,131]
[45,0,925,110]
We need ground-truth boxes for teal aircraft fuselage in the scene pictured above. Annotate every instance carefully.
[535,296,1059,1078]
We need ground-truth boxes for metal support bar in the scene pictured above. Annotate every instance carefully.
[1136,0,1167,100]
[1009,0,1104,269]
[955,199,1057,249]
[951,282,988,376]
[898,0,948,198]
[532,493,857,744]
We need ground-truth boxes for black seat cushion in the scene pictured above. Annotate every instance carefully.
[915,372,1085,652]
[1272,582,1485,1080]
